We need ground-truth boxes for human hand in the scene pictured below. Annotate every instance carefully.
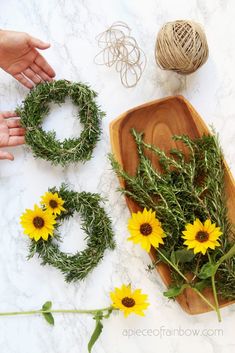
[0,111,25,161]
[0,30,55,89]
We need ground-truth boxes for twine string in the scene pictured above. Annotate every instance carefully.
[95,21,146,88]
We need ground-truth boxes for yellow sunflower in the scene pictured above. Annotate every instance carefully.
[20,205,56,241]
[128,208,165,252]
[110,284,149,317]
[182,218,222,255]
[41,192,66,215]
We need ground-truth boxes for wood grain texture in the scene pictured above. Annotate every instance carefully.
[110,95,235,315]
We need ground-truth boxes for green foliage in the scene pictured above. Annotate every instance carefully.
[42,312,54,325]
[28,184,115,282]
[16,80,104,166]
[173,249,195,264]
[110,129,235,299]
[42,301,52,311]
[41,301,54,325]
[88,313,104,353]
[164,284,189,298]
[194,280,210,292]
[198,262,217,279]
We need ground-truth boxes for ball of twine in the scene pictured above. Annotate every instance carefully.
[155,20,209,74]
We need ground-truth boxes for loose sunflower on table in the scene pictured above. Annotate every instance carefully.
[0,283,149,352]
[110,284,149,317]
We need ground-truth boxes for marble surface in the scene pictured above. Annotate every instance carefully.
[0,0,235,352]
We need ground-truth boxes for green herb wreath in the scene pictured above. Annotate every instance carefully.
[16,80,104,166]
[28,184,115,282]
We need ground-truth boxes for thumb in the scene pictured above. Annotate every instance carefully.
[28,36,51,50]
[0,150,14,161]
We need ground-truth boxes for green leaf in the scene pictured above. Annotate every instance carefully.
[41,301,54,325]
[42,312,54,326]
[164,284,188,298]
[174,249,195,263]
[88,319,103,353]
[198,262,217,279]
[42,301,52,311]
[194,280,209,292]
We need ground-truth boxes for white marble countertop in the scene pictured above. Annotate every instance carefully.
[0,0,235,352]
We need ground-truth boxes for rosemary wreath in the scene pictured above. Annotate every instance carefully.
[16,80,104,166]
[28,185,115,282]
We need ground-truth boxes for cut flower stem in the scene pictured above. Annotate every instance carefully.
[0,306,115,317]
[208,252,222,322]
[156,249,219,317]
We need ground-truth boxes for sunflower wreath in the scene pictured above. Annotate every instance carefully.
[16,80,104,166]
[27,184,115,282]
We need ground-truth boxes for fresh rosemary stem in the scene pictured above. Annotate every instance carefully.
[208,253,222,322]
[0,306,115,317]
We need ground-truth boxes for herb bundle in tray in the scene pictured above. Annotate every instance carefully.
[110,128,235,320]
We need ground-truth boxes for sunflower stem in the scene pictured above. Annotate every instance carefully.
[156,249,189,282]
[191,287,218,312]
[157,249,219,315]
[208,253,222,322]
[0,306,115,317]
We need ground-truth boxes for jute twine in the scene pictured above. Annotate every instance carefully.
[155,20,209,74]
[95,21,146,88]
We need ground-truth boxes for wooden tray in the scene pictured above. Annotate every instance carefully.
[110,95,235,315]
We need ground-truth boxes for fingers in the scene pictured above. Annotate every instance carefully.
[0,112,25,137]
[30,63,53,82]
[0,112,25,161]
[0,111,18,119]
[6,119,21,128]
[13,73,34,89]
[9,128,25,137]
[0,150,14,161]
[28,36,51,50]
[23,68,42,85]
[8,136,25,147]
[35,53,56,78]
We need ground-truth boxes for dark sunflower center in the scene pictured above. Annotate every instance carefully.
[33,216,45,229]
[140,223,152,236]
[49,200,58,209]
[195,231,209,243]
[121,297,136,308]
